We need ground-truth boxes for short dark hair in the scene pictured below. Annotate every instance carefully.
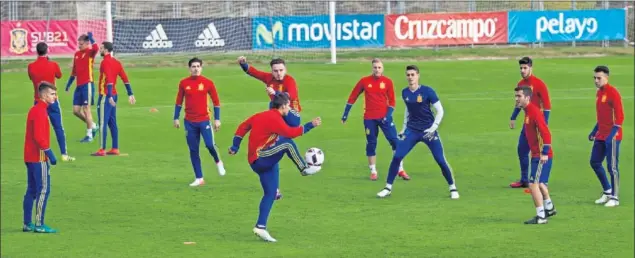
[371,58,382,64]
[406,65,419,74]
[36,42,48,56]
[519,57,533,66]
[514,86,533,98]
[188,57,203,67]
[38,81,57,94]
[594,65,610,75]
[271,92,290,109]
[270,58,285,67]
[102,41,114,53]
[78,34,89,42]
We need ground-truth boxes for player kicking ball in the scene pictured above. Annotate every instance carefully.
[513,86,557,224]
[377,65,458,199]
[229,93,322,242]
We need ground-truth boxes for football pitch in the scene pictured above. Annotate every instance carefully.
[1,50,633,257]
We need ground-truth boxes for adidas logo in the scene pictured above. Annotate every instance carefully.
[195,23,225,48]
[143,24,173,49]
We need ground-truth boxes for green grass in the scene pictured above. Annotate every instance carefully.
[1,52,634,257]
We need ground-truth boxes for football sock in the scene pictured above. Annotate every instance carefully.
[369,164,377,173]
[536,207,545,218]
[398,161,404,171]
[86,129,92,137]
[385,184,392,190]
[544,199,554,210]
[449,184,457,191]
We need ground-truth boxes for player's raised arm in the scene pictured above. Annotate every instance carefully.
[342,80,365,123]
[238,56,269,82]
[86,32,99,58]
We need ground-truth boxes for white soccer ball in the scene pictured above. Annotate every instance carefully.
[305,147,324,167]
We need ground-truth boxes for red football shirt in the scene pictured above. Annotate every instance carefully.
[71,43,99,86]
[234,109,305,164]
[175,75,220,122]
[24,100,51,162]
[27,56,62,100]
[346,75,396,120]
[595,84,624,141]
[98,54,130,96]
[245,65,302,112]
[517,75,551,111]
[523,102,553,158]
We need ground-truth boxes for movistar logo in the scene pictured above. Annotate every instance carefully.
[256,21,283,46]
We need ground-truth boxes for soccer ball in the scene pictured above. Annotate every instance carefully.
[305,147,324,167]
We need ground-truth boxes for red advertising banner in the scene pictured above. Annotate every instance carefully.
[385,12,508,47]
[1,20,106,58]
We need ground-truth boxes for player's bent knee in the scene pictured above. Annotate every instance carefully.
[590,160,603,168]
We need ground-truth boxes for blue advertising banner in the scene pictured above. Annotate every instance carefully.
[252,14,385,50]
[508,9,626,43]
[113,18,252,53]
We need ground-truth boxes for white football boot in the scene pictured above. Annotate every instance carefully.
[253,227,277,242]
[595,193,611,204]
[605,198,620,207]
[377,187,392,198]
[450,189,460,200]
[216,161,226,176]
[301,165,321,176]
[189,178,205,187]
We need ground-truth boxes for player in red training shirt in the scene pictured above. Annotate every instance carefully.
[229,93,322,242]
[341,58,410,181]
[514,86,557,225]
[588,65,624,208]
[65,32,99,143]
[174,57,225,187]
[91,42,136,157]
[509,57,551,188]
[238,56,302,199]
[237,56,301,126]
[23,82,59,233]
[27,42,74,162]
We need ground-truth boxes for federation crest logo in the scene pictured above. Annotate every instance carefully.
[416,95,423,103]
[601,95,607,103]
[198,83,204,91]
[278,84,283,92]
[9,27,28,54]
[379,82,385,89]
